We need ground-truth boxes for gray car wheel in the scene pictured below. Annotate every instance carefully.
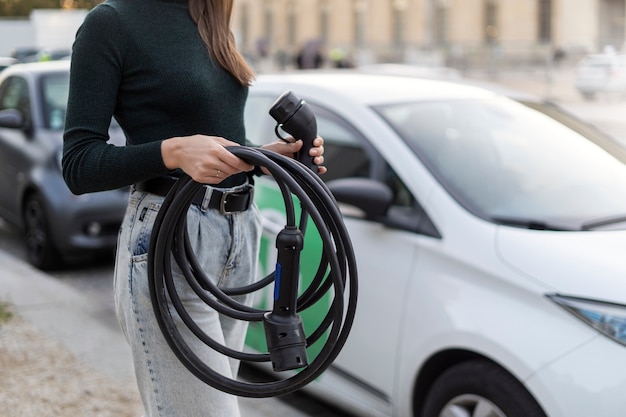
[23,193,62,270]
[421,359,547,417]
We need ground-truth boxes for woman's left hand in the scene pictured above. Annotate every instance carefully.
[261,136,326,175]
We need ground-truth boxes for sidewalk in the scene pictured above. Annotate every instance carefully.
[0,249,308,417]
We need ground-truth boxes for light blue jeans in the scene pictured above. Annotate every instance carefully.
[113,183,262,417]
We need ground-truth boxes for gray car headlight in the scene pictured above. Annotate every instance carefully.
[548,294,626,347]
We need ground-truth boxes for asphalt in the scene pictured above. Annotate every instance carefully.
[0,248,309,417]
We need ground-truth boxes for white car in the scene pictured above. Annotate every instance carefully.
[574,53,626,100]
[0,56,17,72]
[243,72,626,417]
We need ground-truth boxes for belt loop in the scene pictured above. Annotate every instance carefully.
[200,186,213,213]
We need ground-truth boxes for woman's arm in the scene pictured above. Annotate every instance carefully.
[63,5,169,195]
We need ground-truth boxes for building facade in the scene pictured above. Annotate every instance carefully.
[232,0,626,70]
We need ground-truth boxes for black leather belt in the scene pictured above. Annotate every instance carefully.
[135,176,253,214]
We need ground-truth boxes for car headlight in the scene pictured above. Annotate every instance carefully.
[547,294,626,347]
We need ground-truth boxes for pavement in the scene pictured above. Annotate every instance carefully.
[0,248,309,417]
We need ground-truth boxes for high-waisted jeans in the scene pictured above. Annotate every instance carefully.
[113,183,262,417]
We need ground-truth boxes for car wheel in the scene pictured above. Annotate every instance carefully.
[421,360,547,417]
[23,193,62,270]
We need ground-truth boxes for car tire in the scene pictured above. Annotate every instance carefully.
[23,192,62,270]
[420,359,547,417]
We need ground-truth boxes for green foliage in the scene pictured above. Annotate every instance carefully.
[0,301,13,324]
[0,0,104,17]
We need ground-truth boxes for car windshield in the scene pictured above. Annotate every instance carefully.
[41,73,69,130]
[375,96,626,230]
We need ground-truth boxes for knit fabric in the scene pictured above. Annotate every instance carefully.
[63,0,250,194]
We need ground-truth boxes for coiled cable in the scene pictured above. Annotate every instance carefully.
[148,146,358,398]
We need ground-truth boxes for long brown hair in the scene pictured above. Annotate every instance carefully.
[189,0,255,86]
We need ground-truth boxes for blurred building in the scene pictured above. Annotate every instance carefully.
[232,0,626,71]
[0,9,86,57]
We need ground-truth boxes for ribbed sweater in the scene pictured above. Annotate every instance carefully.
[63,0,250,194]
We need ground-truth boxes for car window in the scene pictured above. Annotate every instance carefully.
[243,95,276,146]
[376,97,626,228]
[244,95,372,181]
[521,100,626,164]
[41,73,69,130]
[312,105,417,208]
[0,76,30,124]
[313,112,371,182]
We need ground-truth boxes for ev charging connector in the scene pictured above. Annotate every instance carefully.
[269,90,318,170]
[263,226,309,372]
[263,91,317,371]
[147,90,358,398]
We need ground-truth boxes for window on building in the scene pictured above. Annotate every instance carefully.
[320,0,330,44]
[392,0,407,48]
[263,1,274,47]
[354,0,367,48]
[239,3,250,50]
[484,0,499,44]
[434,1,448,47]
[538,0,552,43]
[287,3,297,49]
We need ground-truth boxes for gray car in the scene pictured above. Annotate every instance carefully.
[0,60,128,269]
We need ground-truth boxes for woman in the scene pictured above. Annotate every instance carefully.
[62,0,325,415]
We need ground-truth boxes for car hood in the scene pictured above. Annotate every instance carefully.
[496,227,626,304]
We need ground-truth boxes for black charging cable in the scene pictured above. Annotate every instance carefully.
[147,93,358,397]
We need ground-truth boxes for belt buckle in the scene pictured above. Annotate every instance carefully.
[219,186,253,215]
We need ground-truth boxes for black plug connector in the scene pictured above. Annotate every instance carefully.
[269,91,318,171]
[263,312,308,372]
[263,226,309,372]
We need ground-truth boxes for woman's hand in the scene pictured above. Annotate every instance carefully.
[161,135,254,184]
[261,136,327,175]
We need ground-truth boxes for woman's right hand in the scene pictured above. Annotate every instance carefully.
[161,135,254,184]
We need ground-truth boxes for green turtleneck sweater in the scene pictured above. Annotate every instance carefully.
[63,0,250,194]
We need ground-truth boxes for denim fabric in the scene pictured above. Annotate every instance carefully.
[113,183,262,417]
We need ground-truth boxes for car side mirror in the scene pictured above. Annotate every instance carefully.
[326,177,441,238]
[326,177,393,221]
[0,109,24,129]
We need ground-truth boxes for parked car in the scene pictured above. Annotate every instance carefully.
[0,60,128,269]
[10,47,71,64]
[243,72,626,417]
[10,47,41,63]
[574,53,626,100]
[0,57,18,72]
